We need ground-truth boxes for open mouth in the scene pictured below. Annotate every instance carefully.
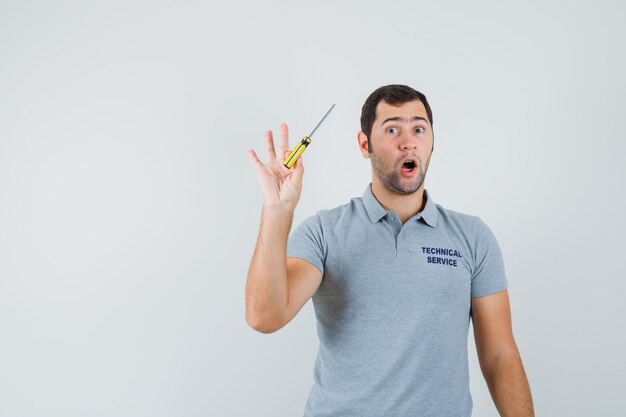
[402,160,416,173]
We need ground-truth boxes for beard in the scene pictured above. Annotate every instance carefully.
[370,151,431,195]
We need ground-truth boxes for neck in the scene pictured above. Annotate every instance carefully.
[370,180,426,224]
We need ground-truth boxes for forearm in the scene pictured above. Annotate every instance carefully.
[245,206,294,330]
[482,352,535,417]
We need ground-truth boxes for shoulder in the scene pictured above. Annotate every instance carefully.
[314,196,365,224]
[433,202,498,244]
[295,195,366,234]
[435,203,484,230]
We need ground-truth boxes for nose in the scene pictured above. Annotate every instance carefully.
[399,133,418,150]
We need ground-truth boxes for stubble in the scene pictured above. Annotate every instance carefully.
[370,151,431,195]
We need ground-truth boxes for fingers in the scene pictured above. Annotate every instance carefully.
[280,150,292,170]
[265,130,276,161]
[284,149,304,170]
[291,153,304,184]
[248,149,264,171]
[279,123,289,158]
[251,125,290,171]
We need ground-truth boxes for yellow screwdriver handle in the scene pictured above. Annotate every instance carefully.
[283,136,311,169]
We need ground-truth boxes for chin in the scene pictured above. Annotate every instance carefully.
[386,182,422,195]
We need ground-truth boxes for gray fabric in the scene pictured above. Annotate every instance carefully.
[287,184,508,417]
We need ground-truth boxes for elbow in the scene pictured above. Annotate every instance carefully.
[245,309,285,334]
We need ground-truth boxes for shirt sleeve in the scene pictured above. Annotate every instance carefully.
[286,212,326,276]
[470,217,509,298]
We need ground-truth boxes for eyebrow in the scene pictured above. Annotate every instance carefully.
[381,116,430,125]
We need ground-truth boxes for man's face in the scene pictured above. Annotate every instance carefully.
[359,100,434,195]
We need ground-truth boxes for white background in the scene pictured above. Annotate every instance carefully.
[1,0,624,416]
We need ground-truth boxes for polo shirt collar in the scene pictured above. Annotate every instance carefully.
[420,189,438,227]
[362,183,438,228]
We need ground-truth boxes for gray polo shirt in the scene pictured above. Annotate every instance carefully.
[286,184,508,417]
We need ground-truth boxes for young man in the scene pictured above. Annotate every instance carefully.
[246,85,534,417]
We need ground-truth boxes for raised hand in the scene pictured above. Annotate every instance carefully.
[248,123,304,211]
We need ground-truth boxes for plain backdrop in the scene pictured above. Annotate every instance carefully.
[1,0,625,416]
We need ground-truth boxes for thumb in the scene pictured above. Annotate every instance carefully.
[291,155,304,184]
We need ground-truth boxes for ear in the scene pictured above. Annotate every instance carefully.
[357,131,370,159]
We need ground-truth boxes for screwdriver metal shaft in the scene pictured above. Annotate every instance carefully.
[283,104,335,169]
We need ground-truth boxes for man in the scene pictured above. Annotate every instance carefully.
[246,85,534,416]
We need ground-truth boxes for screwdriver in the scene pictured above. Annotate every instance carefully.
[283,104,335,169]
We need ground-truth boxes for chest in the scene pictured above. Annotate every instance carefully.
[318,221,473,319]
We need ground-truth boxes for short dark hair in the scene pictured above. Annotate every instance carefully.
[360,84,433,152]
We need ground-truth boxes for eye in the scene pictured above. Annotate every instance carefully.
[415,127,425,134]
[386,127,398,134]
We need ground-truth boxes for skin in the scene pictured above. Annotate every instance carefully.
[358,100,534,415]
[246,124,309,334]
[247,100,534,415]
[248,124,304,212]
[357,100,434,224]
